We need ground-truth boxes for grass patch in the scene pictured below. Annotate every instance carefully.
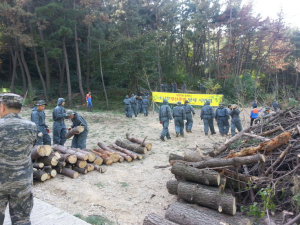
[120,182,129,187]
[95,182,105,189]
[74,214,114,225]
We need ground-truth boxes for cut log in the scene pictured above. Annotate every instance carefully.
[143,213,177,225]
[172,154,265,169]
[33,170,48,181]
[208,126,253,157]
[165,201,251,225]
[171,163,224,187]
[183,149,211,162]
[52,144,88,161]
[242,133,271,142]
[32,162,44,169]
[115,139,147,154]
[65,126,85,139]
[259,126,283,136]
[76,160,87,168]
[84,163,94,172]
[43,167,57,177]
[166,180,179,195]
[58,153,77,164]
[169,153,184,162]
[168,181,236,215]
[73,167,88,174]
[111,144,142,159]
[52,166,63,174]
[119,156,124,163]
[93,155,103,165]
[92,164,106,173]
[73,148,96,163]
[37,154,59,166]
[90,149,113,165]
[31,145,51,159]
[61,168,78,178]
[225,131,291,158]
[93,147,119,163]
[99,144,133,162]
[126,133,152,150]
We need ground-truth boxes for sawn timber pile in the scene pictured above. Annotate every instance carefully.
[31,134,152,182]
[156,107,300,225]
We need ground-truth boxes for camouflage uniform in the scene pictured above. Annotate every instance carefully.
[0,93,37,225]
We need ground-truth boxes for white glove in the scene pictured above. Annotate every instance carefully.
[38,132,43,137]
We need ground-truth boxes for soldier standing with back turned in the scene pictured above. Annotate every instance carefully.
[172,101,186,137]
[0,93,37,224]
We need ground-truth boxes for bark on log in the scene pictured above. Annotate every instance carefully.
[165,201,251,225]
[93,147,119,163]
[172,154,265,169]
[126,133,152,150]
[32,162,44,169]
[259,126,283,136]
[115,139,147,154]
[65,126,84,139]
[225,131,291,159]
[168,181,236,215]
[73,167,88,174]
[58,153,77,164]
[143,213,177,225]
[100,144,133,162]
[84,163,94,172]
[76,160,87,168]
[31,145,51,160]
[208,126,253,157]
[33,170,48,181]
[52,166,63,174]
[171,163,224,186]
[111,144,141,159]
[61,168,78,178]
[242,133,271,142]
[169,154,184,163]
[72,148,96,162]
[90,149,113,165]
[37,154,59,166]
[92,164,106,173]
[53,145,88,161]
[43,167,57,177]
[183,149,211,162]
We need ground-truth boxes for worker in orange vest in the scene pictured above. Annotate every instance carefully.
[86,92,92,112]
[250,106,263,126]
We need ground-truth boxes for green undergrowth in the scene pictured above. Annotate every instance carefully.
[74,214,114,225]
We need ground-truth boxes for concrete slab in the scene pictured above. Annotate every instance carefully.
[4,197,89,225]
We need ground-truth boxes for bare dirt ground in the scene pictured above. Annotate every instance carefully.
[20,106,251,225]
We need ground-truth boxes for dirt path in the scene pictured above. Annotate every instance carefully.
[20,106,251,224]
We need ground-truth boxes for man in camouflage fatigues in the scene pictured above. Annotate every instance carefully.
[0,93,37,225]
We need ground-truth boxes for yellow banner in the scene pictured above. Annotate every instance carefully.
[152,92,223,106]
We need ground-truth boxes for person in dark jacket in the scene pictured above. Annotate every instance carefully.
[164,83,168,92]
[182,83,186,93]
[200,101,216,135]
[52,98,68,145]
[123,95,132,118]
[170,83,174,93]
[250,106,262,126]
[273,100,279,112]
[229,104,243,136]
[137,96,143,113]
[141,96,150,116]
[31,100,51,145]
[131,94,138,117]
[184,100,195,132]
[174,83,177,93]
[252,100,258,108]
[172,101,186,137]
[159,99,172,141]
[66,110,89,149]
[215,103,229,136]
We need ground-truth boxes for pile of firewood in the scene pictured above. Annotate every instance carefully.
[32,133,152,182]
[144,106,300,225]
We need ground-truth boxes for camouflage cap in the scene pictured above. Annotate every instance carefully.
[0,93,23,104]
[66,110,75,116]
[35,100,47,106]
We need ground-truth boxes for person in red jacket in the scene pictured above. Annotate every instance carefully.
[86,92,92,112]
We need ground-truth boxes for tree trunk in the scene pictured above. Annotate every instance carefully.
[38,28,51,89]
[86,22,91,92]
[61,168,78,178]
[171,163,225,187]
[165,201,250,225]
[115,139,147,154]
[126,133,152,150]
[168,181,236,215]
[52,144,88,161]
[65,126,85,139]
[9,46,18,93]
[111,144,141,160]
[74,22,85,104]
[20,45,33,93]
[98,43,109,108]
[17,52,27,92]
[31,145,52,160]
[58,59,65,97]
[143,213,177,225]
[169,153,184,162]
[62,36,72,107]
[183,149,211,162]
[172,154,265,169]
[33,169,48,181]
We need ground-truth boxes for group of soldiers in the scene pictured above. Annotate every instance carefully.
[158,100,243,141]
[161,83,186,93]
[123,94,150,117]
[0,93,91,224]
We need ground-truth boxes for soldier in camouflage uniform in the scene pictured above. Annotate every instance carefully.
[0,93,37,225]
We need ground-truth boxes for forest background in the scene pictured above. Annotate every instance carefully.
[0,0,300,109]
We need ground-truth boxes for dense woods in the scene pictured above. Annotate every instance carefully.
[0,0,299,105]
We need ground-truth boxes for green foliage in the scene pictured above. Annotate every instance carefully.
[201,79,222,94]
[120,182,129,187]
[95,182,105,189]
[74,214,113,225]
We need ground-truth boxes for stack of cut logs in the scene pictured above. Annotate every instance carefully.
[144,107,300,225]
[32,133,152,181]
